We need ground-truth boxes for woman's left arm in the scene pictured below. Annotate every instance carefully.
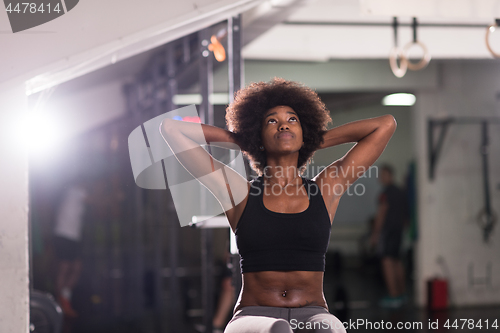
[315,114,396,198]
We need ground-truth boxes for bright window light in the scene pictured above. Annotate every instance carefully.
[173,94,202,105]
[17,111,63,156]
[172,93,229,106]
[382,93,416,106]
[208,93,229,105]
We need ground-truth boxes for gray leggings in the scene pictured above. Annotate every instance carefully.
[224,306,347,333]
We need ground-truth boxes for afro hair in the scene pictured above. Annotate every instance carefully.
[225,78,332,175]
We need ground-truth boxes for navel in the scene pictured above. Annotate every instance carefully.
[282,290,287,297]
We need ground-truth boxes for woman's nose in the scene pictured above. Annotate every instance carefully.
[278,123,289,131]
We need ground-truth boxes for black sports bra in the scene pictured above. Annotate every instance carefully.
[235,176,332,273]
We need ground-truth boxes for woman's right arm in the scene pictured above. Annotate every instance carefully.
[161,118,238,149]
[160,118,248,225]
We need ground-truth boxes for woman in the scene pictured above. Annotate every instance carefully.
[160,78,396,332]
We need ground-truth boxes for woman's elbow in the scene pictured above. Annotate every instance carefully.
[380,114,397,132]
[160,118,179,137]
[385,115,397,128]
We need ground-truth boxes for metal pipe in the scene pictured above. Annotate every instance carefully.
[284,21,490,28]
[227,14,244,304]
[199,27,215,333]
[165,43,181,332]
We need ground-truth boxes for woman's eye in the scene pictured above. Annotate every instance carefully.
[268,119,276,124]
[289,117,298,122]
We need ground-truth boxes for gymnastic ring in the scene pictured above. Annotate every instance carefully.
[389,47,408,78]
[486,22,500,58]
[403,40,431,71]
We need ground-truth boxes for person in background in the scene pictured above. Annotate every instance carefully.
[52,181,88,318]
[369,164,409,308]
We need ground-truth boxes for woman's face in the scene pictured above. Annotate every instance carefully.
[261,105,303,155]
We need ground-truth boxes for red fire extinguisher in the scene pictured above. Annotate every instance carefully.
[427,278,448,310]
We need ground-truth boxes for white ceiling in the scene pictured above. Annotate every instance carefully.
[242,0,500,60]
[17,0,500,99]
[0,0,264,90]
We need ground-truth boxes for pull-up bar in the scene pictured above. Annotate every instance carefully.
[284,21,490,28]
[285,18,500,73]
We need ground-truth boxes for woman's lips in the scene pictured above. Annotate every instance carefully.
[277,132,293,139]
